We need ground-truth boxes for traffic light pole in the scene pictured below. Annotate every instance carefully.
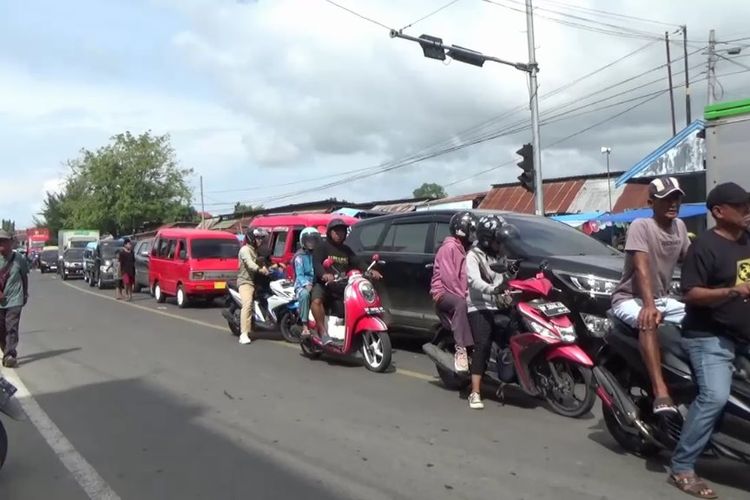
[525,0,543,215]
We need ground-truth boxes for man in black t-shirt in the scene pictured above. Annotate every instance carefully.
[669,182,750,498]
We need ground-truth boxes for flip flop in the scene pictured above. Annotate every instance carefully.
[668,474,718,499]
[653,396,678,414]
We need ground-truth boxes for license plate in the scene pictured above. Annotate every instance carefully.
[214,281,226,289]
[537,301,570,317]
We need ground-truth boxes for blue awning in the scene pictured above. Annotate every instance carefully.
[550,212,605,226]
[616,120,705,187]
[594,203,706,223]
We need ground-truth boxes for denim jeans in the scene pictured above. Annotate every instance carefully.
[671,335,735,474]
[296,287,311,324]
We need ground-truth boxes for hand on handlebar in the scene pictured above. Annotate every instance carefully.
[731,283,750,299]
[369,270,383,281]
[322,273,335,284]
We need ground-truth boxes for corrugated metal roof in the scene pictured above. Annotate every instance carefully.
[566,178,625,213]
[479,180,584,214]
[372,200,429,213]
[612,183,650,212]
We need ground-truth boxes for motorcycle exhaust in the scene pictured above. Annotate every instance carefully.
[422,343,458,375]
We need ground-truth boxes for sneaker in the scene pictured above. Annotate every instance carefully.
[238,333,252,345]
[2,355,18,368]
[454,346,469,373]
[468,392,484,410]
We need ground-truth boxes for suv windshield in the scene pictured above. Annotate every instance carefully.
[190,239,240,259]
[99,242,123,259]
[503,215,618,257]
[64,248,85,260]
[41,250,57,261]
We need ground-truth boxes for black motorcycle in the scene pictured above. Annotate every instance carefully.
[593,314,750,461]
[0,377,25,471]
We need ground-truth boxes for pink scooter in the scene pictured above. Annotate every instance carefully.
[300,255,392,372]
[424,261,596,417]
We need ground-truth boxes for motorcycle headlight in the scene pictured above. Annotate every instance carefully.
[558,325,577,343]
[528,320,558,340]
[559,273,618,297]
[580,313,611,338]
[359,281,377,304]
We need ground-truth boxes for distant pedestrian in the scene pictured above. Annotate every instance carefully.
[0,229,29,368]
[119,239,136,302]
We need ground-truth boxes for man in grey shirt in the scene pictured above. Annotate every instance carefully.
[0,230,29,368]
[611,177,691,413]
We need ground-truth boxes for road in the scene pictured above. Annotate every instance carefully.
[0,272,747,500]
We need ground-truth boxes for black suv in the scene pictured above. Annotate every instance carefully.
[347,210,625,347]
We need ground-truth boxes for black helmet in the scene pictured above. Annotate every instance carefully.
[326,218,349,238]
[245,227,269,247]
[495,222,520,243]
[476,215,502,252]
[449,211,477,243]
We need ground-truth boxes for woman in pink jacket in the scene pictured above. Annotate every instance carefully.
[430,212,477,373]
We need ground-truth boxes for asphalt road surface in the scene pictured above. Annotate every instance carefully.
[1,272,748,500]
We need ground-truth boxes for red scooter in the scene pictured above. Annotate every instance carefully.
[300,255,392,372]
[423,261,596,417]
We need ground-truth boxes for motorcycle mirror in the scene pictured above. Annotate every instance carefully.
[323,258,334,269]
[371,254,380,262]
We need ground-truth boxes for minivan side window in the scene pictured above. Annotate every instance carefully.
[381,223,430,253]
[290,229,302,253]
[356,221,386,251]
[155,238,169,258]
[272,231,288,258]
[166,239,177,260]
[177,239,188,260]
[433,222,451,252]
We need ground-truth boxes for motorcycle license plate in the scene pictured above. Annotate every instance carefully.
[537,301,570,317]
[214,281,227,290]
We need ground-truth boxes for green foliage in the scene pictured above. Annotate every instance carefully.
[1,219,15,233]
[412,182,447,199]
[36,131,194,236]
[234,202,263,214]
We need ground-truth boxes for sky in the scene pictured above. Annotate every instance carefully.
[1,0,749,227]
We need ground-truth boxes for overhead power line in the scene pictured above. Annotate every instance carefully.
[400,0,462,31]
[534,0,680,29]
[321,0,393,30]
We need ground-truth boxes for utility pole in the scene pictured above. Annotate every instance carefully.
[665,32,677,136]
[707,29,717,105]
[525,0,544,215]
[199,175,205,225]
[682,25,692,125]
[601,147,613,212]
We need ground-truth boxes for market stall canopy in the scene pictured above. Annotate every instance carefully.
[594,203,706,223]
[550,212,605,227]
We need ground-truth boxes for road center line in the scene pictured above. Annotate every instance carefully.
[60,281,436,382]
[3,369,122,500]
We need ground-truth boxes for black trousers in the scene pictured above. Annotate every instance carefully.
[468,309,515,376]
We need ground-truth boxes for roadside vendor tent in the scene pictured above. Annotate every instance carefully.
[594,203,706,224]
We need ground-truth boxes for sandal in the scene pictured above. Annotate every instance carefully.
[668,474,718,499]
[653,396,678,414]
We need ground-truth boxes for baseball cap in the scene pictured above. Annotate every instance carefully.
[706,182,750,209]
[648,176,685,199]
[0,229,12,240]
[327,218,349,231]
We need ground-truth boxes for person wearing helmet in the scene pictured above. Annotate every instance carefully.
[237,227,270,345]
[293,227,320,338]
[311,218,382,344]
[466,215,519,409]
[430,211,477,373]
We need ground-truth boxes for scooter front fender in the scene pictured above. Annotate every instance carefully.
[353,316,388,335]
[545,344,594,367]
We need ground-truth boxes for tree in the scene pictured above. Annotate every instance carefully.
[36,131,194,236]
[234,202,263,214]
[413,183,447,199]
[1,219,15,233]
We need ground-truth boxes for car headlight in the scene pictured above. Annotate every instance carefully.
[104,260,112,267]
[191,272,205,281]
[65,262,72,268]
[580,313,611,337]
[359,281,377,304]
[559,273,618,297]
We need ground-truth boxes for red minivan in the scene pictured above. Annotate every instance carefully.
[249,214,359,273]
[150,228,240,308]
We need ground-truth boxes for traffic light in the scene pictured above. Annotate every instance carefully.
[516,143,535,193]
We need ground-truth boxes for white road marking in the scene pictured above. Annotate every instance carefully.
[3,370,122,500]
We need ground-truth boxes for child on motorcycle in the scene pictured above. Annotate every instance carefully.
[466,215,519,409]
[431,211,477,373]
[294,227,320,338]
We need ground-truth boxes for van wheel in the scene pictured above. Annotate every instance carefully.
[88,273,96,288]
[176,286,189,308]
[97,275,105,289]
[154,283,166,303]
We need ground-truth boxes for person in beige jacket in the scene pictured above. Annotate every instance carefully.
[237,228,269,345]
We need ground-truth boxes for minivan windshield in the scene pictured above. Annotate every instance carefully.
[191,239,240,259]
[503,215,619,257]
[99,241,123,259]
[41,250,57,261]
[64,248,85,260]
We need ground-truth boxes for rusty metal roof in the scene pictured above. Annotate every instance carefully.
[612,183,650,212]
[479,180,585,214]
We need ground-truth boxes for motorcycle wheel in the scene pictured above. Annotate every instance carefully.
[0,419,7,471]
[279,311,301,344]
[300,337,322,359]
[361,331,392,372]
[603,402,660,457]
[541,361,596,418]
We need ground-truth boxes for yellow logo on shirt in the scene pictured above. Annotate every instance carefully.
[737,259,750,284]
